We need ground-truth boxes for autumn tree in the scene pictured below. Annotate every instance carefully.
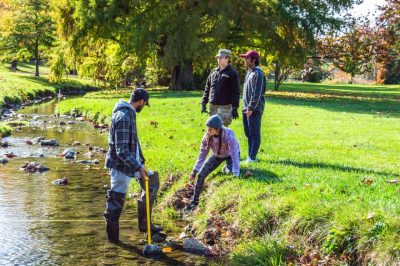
[374,0,400,84]
[51,0,358,90]
[0,0,55,76]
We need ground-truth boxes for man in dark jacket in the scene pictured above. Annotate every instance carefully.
[104,88,162,244]
[240,50,266,163]
[201,49,240,126]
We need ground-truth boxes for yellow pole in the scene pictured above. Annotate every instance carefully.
[144,173,152,245]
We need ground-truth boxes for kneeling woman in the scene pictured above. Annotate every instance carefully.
[187,115,240,210]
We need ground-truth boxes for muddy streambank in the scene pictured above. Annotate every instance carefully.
[0,99,205,265]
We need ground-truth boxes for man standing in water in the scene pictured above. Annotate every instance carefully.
[240,50,266,163]
[104,88,162,244]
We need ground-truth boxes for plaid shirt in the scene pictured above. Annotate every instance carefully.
[105,101,144,177]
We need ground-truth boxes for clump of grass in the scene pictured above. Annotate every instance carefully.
[232,235,291,266]
[6,120,29,127]
[0,123,12,137]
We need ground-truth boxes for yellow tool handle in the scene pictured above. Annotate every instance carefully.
[145,172,152,245]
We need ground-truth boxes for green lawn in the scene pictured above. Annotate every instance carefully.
[56,84,400,265]
[269,82,400,100]
[0,62,94,109]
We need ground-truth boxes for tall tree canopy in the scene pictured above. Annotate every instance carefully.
[50,0,357,89]
[0,0,55,76]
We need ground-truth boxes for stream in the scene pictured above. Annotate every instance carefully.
[0,99,198,265]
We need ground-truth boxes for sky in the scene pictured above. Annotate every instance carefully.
[349,0,387,20]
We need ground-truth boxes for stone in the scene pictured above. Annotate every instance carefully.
[183,238,208,255]
[36,164,50,172]
[152,233,167,243]
[52,177,68,186]
[142,244,163,255]
[72,141,81,146]
[40,139,59,146]
[0,141,9,148]
[62,148,75,156]
[64,152,75,159]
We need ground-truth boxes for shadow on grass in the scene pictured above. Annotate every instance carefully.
[233,167,282,184]
[18,74,86,88]
[268,96,400,118]
[269,82,400,98]
[270,159,400,177]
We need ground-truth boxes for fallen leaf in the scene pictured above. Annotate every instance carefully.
[361,177,373,185]
[367,212,375,219]
[245,171,253,177]
[162,247,173,253]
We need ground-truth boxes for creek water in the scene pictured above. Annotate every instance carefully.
[0,100,198,265]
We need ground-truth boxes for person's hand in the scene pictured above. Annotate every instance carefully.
[245,109,253,117]
[201,104,207,114]
[231,107,239,119]
[189,170,198,180]
[139,166,147,179]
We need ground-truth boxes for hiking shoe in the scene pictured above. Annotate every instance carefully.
[241,157,258,164]
[221,165,231,174]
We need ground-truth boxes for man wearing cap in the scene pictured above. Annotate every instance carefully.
[201,49,240,126]
[240,50,267,163]
[104,88,162,244]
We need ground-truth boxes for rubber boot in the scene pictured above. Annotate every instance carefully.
[103,190,126,244]
[137,172,162,233]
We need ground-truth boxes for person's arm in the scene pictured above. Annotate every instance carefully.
[201,72,212,111]
[114,117,142,172]
[226,131,240,176]
[232,70,240,109]
[193,133,211,172]
[247,69,265,111]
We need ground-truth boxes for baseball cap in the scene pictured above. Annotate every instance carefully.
[240,50,260,59]
[215,49,232,58]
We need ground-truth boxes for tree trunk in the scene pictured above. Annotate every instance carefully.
[350,74,354,84]
[10,60,18,71]
[35,37,39,77]
[274,63,281,90]
[170,60,195,90]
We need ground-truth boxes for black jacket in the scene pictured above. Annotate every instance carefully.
[201,64,240,108]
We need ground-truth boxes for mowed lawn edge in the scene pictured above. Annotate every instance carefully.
[56,85,400,264]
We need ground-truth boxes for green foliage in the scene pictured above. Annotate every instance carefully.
[0,123,12,137]
[0,0,55,76]
[51,0,358,89]
[232,235,290,266]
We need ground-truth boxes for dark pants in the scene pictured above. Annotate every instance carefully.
[243,110,262,160]
[192,154,228,204]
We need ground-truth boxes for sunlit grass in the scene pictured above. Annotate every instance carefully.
[0,63,95,109]
[56,86,400,264]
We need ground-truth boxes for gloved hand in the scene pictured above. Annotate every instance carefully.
[189,170,198,180]
[231,107,239,119]
[201,104,207,114]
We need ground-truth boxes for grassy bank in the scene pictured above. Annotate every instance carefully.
[56,84,400,264]
[0,63,96,110]
[0,123,11,137]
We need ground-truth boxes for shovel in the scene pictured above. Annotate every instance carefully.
[142,169,163,255]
